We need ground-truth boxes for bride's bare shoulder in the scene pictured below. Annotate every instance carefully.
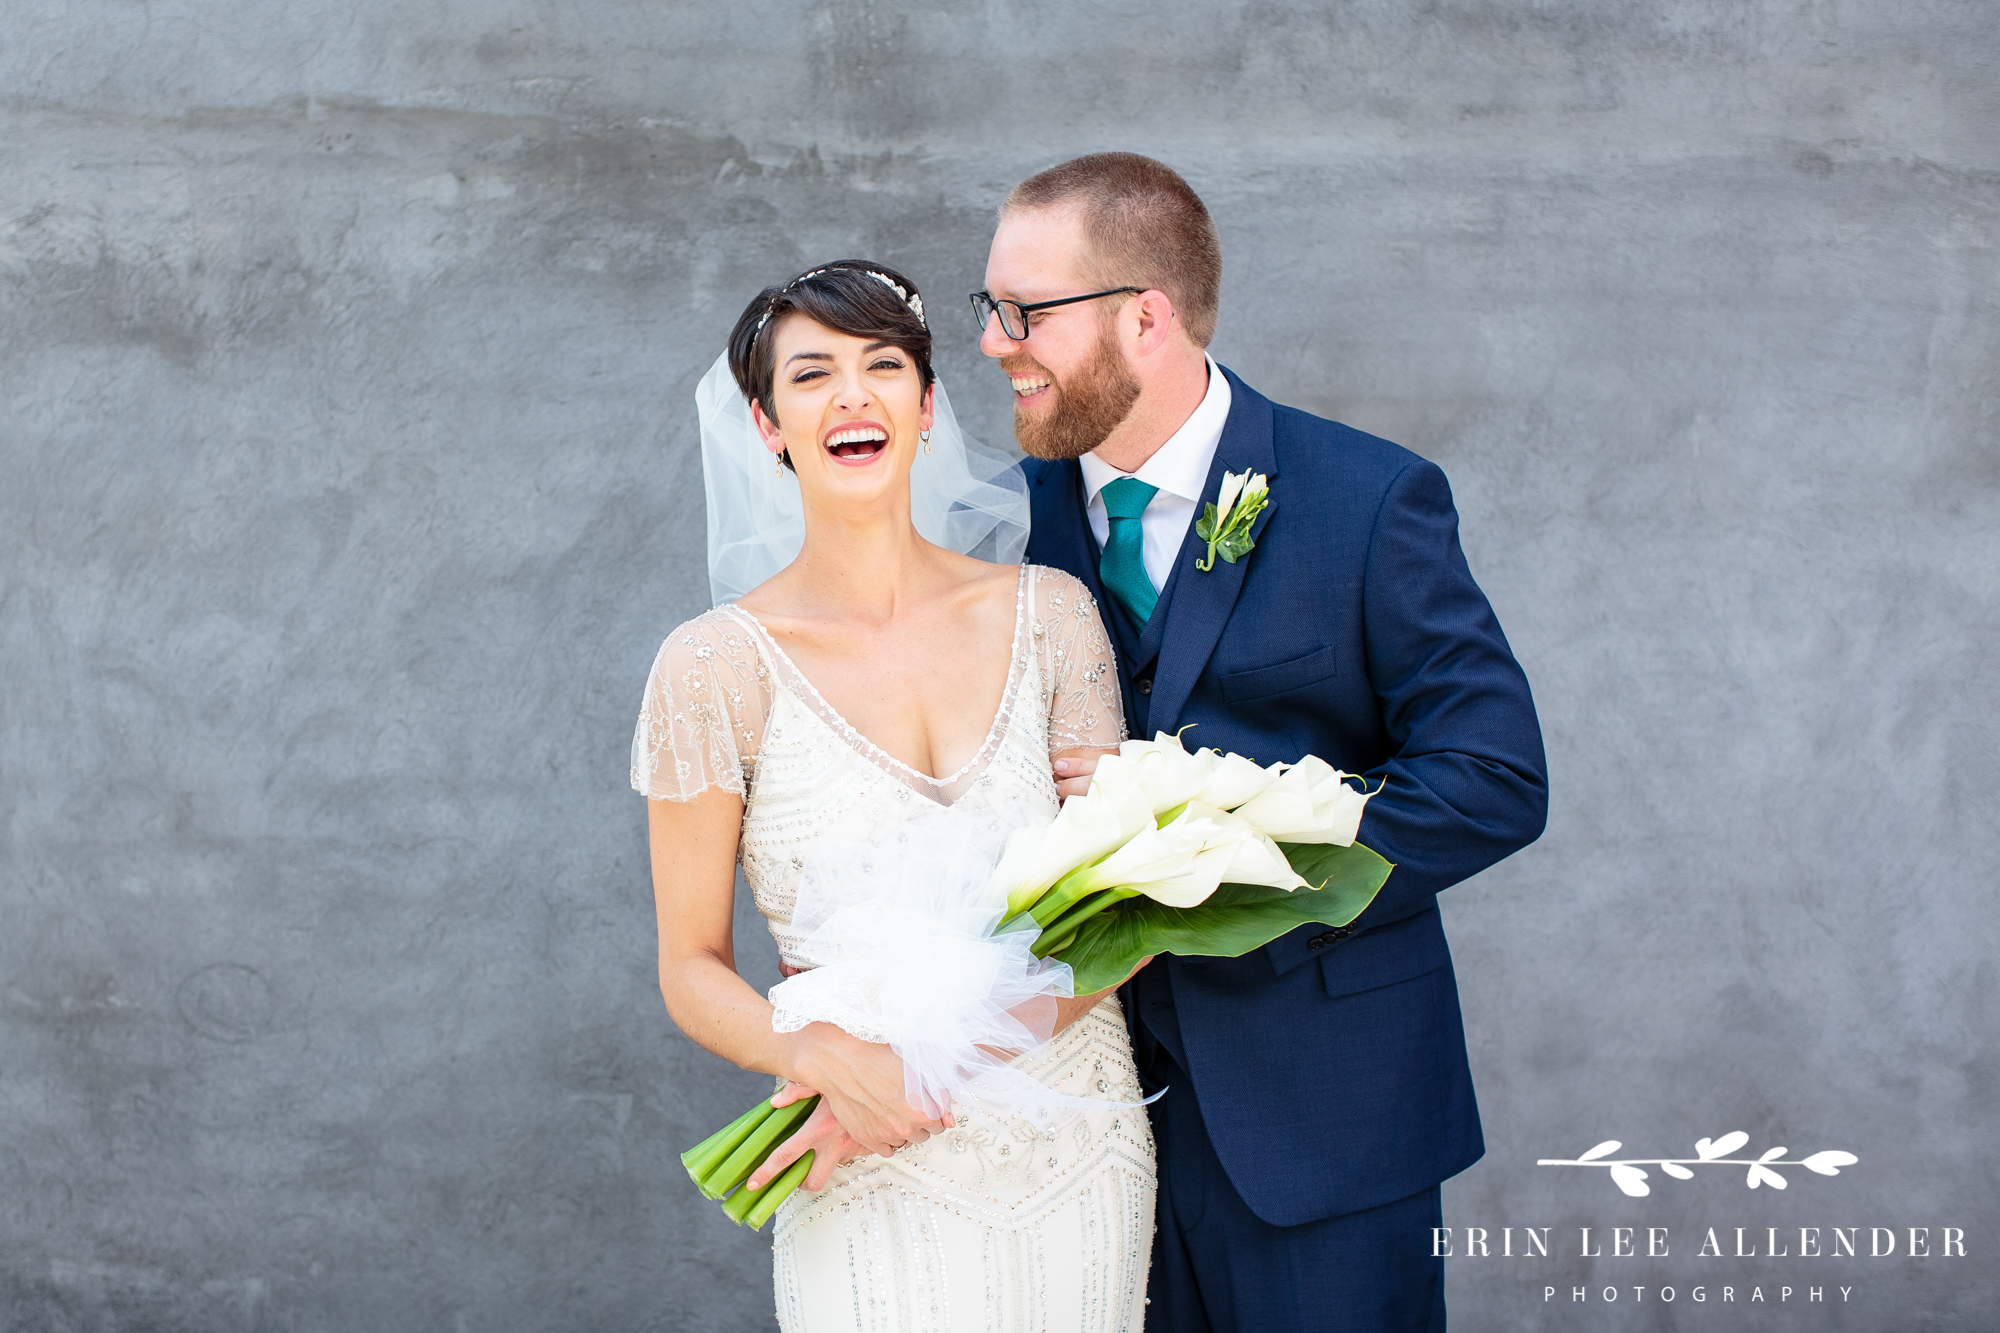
[925,549,1021,606]
[730,565,797,618]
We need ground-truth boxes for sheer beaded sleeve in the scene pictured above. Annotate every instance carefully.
[630,610,774,801]
[1030,566,1127,758]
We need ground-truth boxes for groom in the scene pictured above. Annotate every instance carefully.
[978,154,1548,1331]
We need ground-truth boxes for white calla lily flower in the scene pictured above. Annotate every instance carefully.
[1083,813,1215,889]
[1128,840,1239,908]
[1100,736,1216,814]
[993,776,1154,915]
[1230,755,1375,845]
[1095,805,1308,908]
[1109,731,1282,816]
[1175,803,1311,891]
[1089,808,1235,908]
[1192,750,1282,811]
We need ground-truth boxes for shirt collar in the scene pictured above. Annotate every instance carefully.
[1078,355,1233,506]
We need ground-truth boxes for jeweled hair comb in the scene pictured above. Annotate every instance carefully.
[753,267,927,339]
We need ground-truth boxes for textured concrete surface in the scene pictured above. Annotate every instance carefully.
[3,3,1995,1329]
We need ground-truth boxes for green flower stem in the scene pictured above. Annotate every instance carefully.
[687,1097,773,1162]
[702,1095,818,1201]
[720,1170,770,1224]
[1026,863,1114,930]
[739,1150,817,1231]
[688,1104,778,1199]
[681,1098,779,1191]
[721,1151,802,1225]
[1033,888,1141,959]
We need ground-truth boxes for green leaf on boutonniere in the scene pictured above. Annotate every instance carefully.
[1194,502,1221,544]
[1214,517,1261,565]
[1195,500,1229,572]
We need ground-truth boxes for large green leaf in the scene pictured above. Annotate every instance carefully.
[1056,841,1393,993]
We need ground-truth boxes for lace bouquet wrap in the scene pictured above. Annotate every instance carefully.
[682,732,1397,1229]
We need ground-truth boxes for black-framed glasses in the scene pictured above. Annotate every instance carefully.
[968,287,1144,340]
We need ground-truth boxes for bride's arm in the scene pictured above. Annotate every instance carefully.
[1047,741,1145,1032]
[1037,571,1150,1027]
[1049,955,1152,1033]
[649,792,948,1173]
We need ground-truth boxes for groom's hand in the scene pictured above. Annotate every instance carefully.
[1051,748,1107,801]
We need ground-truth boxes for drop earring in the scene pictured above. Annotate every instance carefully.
[774,449,784,477]
[920,428,932,455]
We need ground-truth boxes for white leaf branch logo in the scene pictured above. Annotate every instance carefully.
[1538,1132,1859,1197]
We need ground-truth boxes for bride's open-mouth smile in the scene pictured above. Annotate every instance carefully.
[822,420,891,465]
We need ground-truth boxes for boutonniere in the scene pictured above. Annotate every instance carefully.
[1195,469,1271,571]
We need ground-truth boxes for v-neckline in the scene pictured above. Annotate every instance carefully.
[723,566,1030,799]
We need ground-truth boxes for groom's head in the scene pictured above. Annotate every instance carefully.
[980,153,1220,461]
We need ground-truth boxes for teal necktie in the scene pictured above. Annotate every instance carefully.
[1098,477,1160,626]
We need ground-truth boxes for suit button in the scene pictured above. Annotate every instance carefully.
[1135,677,1152,695]
[1308,926,1356,951]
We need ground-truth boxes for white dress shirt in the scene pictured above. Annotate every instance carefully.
[1078,355,1233,594]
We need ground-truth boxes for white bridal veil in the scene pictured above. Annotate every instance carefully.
[697,351,1030,605]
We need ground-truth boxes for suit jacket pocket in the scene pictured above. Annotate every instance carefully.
[1218,644,1338,704]
[1319,907,1453,1000]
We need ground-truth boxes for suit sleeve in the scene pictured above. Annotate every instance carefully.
[1352,459,1548,924]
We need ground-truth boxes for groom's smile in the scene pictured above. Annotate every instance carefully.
[995,333,1140,462]
[1008,370,1053,402]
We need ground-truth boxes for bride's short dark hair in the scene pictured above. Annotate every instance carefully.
[727,262,934,466]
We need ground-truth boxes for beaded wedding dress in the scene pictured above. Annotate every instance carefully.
[633,565,1156,1333]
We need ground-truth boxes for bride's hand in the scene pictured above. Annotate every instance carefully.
[786,1022,951,1158]
[1051,746,1114,802]
[747,1083,869,1194]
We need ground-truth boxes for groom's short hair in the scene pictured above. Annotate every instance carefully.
[1004,153,1222,347]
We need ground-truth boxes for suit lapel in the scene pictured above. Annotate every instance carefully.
[1027,457,1113,612]
[1145,367,1279,734]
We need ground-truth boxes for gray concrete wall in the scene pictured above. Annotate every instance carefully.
[3,3,1993,1329]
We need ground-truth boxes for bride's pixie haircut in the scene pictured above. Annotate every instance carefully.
[727,260,934,467]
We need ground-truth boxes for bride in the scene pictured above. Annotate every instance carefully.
[631,261,1156,1331]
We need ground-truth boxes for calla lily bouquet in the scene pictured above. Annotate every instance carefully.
[682,731,1394,1229]
[995,730,1393,991]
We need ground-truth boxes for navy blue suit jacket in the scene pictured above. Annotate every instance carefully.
[1022,367,1548,1227]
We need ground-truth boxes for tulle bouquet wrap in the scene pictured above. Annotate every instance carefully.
[682,733,1394,1228]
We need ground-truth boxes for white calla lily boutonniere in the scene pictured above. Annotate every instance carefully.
[1195,469,1271,571]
